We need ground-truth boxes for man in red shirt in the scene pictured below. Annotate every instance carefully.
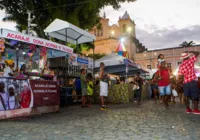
[154,61,171,109]
[178,51,200,114]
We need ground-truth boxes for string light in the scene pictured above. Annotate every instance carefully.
[31,0,97,12]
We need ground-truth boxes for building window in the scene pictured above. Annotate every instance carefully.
[96,28,103,37]
[177,62,182,66]
[167,63,172,69]
[97,30,100,36]
[123,24,126,33]
[94,29,96,36]
[100,28,103,36]
[147,65,151,69]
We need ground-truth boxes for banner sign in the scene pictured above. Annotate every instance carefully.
[68,53,78,66]
[77,57,88,64]
[88,58,94,69]
[0,78,59,119]
[0,29,73,54]
[29,80,59,107]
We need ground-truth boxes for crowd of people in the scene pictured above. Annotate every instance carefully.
[149,51,200,114]
[74,51,200,114]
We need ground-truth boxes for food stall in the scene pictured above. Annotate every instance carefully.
[0,28,73,119]
[94,53,148,104]
[44,19,95,106]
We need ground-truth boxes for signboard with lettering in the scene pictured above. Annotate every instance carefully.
[0,77,59,120]
[77,57,88,64]
[0,29,73,54]
[29,80,59,107]
[88,58,94,69]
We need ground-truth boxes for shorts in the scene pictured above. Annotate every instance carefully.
[100,81,108,97]
[81,88,87,96]
[158,84,171,96]
[183,80,199,99]
[152,85,158,90]
[76,88,81,95]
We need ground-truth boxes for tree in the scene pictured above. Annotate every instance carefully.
[67,42,94,54]
[0,0,136,38]
[88,53,106,60]
[179,41,195,47]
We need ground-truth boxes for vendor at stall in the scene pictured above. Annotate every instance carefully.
[3,60,15,77]
[42,65,54,76]
[0,62,5,76]
[16,64,27,79]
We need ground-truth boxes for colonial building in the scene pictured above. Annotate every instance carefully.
[86,11,137,60]
[135,45,200,75]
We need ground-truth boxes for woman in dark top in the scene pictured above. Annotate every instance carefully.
[151,73,159,104]
[135,72,143,105]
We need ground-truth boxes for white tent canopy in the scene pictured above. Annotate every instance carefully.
[44,19,96,44]
[95,53,125,68]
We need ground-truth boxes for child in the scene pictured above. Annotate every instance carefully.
[87,73,93,107]
[80,69,87,107]
[157,54,165,79]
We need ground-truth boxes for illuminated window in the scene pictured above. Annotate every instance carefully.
[147,65,151,69]
[177,62,182,66]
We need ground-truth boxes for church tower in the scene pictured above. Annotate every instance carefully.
[118,11,136,60]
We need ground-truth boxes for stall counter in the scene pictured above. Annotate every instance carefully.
[0,78,59,120]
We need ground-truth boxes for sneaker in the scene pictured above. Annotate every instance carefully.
[101,105,108,109]
[186,108,192,114]
[81,105,87,108]
[193,110,200,115]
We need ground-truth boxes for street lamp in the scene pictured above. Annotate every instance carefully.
[111,31,115,36]
[120,38,125,43]
[127,27,132,33]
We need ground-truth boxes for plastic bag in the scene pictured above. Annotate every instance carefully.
[172,89,178,97]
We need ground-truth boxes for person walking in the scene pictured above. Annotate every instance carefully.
[178,51,200,114]
[151,73,159,104]
[154,61,171,109]
[99,62,109,109]
[86,73,93,107]
[135,72,143,105]
[177,75,184,104]
[80,69,87,108]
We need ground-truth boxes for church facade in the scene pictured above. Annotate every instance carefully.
[86,11,137,60]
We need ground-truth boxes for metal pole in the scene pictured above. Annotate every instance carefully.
[16,48,19,70]
[27,11,31,35]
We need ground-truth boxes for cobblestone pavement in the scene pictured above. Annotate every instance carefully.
[0,101,200,140]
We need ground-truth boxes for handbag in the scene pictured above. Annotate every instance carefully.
[172,89,178,97]
[132,84,140,91]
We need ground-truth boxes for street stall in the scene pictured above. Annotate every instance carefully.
[94,53,148,104]
[44,19,95,106]
[0,28,73,119]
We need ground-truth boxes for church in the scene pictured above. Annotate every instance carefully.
[86,11,138,60]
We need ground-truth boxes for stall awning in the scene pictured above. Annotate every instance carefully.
[95,53,148,75]
[0,28,73,54]
[44,19,96,44]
